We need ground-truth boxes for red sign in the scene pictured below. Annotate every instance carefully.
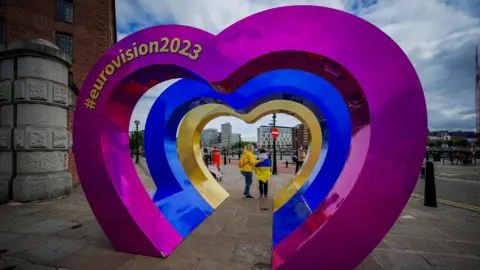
[271,127,279,138]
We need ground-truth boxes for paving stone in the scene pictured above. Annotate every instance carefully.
[0,258,58,270]
[0,216,45,232]
[221,224,272,241]
[230,239,271,265]
[384,235,470,255]
[15,219,78,235]
[0,233,48,255]
[192,221,224,236]
[196,259,251,270]
[407,208,439,219]
[53,220,106,243]
[243,215,272,227]
[14,237,86,264]
[356,255,382,270]
[451,242,480,257]
[434,227,480,242]
[372,250,452,270]
[119,254,198,270]
[377,240,391,249]
[388,223,453,240]
[173,234,237,261]
[1,163,479,269]
[436,255,480,270]
[52,245,134,270]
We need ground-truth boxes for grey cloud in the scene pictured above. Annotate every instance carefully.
[120,0,479,132]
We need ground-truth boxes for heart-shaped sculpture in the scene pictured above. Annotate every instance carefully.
[143,70,351,245]
[73,5,427,270]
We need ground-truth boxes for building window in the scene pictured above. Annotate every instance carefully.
[0,18,5,44]
[56,32,73,56]
[56,0,74,23]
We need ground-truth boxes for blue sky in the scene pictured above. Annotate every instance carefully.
[116,0,480,140]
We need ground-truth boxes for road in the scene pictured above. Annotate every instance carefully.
[414,160,480,208]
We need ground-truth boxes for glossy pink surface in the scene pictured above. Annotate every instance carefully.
[73,6,427,269]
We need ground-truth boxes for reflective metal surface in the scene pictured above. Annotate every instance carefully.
[144,72,351,243]
[73,5,427,270]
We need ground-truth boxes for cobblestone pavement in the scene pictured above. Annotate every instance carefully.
[415,160,480,207]
[0,164,479,269]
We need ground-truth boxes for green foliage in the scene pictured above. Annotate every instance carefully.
[452,138,470,147]
[129,130,144,151]
[231,141,257,150]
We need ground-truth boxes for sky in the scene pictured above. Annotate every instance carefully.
[117,0,480,140]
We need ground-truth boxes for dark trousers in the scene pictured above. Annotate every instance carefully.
[241,171,253,196]
[295,161,304,173]
[259,181,268,196]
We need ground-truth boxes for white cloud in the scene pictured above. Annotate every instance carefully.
[122,0,480,136]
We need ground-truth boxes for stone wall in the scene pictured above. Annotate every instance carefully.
[0,39,74,203]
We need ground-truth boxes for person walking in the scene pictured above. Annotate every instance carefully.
[238,144,263,199]
[295,145,307,174]
[212,146,221,170]
[255,149,272,199]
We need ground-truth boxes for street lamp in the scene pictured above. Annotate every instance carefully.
[134,120,140,164]
[270,113,278,175]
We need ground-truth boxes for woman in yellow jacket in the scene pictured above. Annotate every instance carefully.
[239,144,264,199]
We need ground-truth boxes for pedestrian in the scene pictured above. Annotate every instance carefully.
[238,144,264,199]
[212,146,221,171]
[255,149,272,199]
[295,145,307,174]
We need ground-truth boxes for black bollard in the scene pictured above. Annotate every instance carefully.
[286,160,288,168]
[224,152,227,165]
[425,151,429,161]
[424,161,437,207]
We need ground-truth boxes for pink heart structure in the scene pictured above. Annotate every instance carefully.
[73,5,427,270]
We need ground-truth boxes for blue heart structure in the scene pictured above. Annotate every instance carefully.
[143,70,352,244]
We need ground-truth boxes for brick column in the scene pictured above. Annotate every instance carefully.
[0,39,74,203]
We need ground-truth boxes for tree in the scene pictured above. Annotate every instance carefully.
[435,140,442,147]
[129,130,144,152]
[447,140,454,147]
[453,138,470,147]
[232,141,257,150]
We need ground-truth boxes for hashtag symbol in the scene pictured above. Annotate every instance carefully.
[84,98,96,110]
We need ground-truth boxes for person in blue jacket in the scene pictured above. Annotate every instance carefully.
[255,149,272,199]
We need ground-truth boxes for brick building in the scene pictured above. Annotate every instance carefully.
[0,0,117,184]
[292,123,310,150]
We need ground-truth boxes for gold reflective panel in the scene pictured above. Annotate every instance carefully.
[177,100,322,211]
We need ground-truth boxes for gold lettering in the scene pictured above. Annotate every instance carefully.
[132,42,139,58]
[105,64,115,75]
[149,41,159,53]
[139,44,148,56]
[90,89,100,99]
[126,49,134,61]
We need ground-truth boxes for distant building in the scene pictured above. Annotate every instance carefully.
[221,122,232,147]
[231,133,241,146]
[292,124,310,149]
[257,125,292,150]
[200,128,220,147]
[428,130,475,141]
